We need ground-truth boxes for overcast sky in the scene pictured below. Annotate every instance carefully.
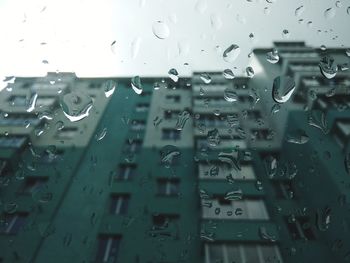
[0,0,349,81]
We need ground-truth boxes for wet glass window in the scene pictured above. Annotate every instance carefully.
[1,1,350,263]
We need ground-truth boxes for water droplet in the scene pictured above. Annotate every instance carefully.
[224,189,243,201]
[335,1,342,8]
[347,6,350,15]
[55,121,64,131]
[282,29,290,38]
[295,5,305,17]
[60,91,93,122]
[316,206,331,231]
[271,104,281,114]
[256,180,263,191]
[264,7,270,15]
[200,73,211,84]
[286,130,309,144]
[175,111,190,130]
[103,80,116,98]
[210,14,222,30]
[235,208,243,216]
[223,87,238,102]
[160,145,181,168]
[324,7,336,19]
[246,66,255,78]
[111,40,116,53]
[26,92,38,112]
[319,56,338,79]
[259,226,277,242]
[152,21,170,39]
[264,155,277,179]
[168,68,179,82]
[131,76,143,95]
[195,0,207,14]
[32,185,53,203]
[345,151,350,175]
[131,37,141,59]
[339,63,349,72]
[207,128,220,147]
[223,69,235,79]
[223,44,241,63]
[266,49,279,64]
[272,76,296,103]
[4,202,18,214]
[308,110,329,134]
[95,127,107,141]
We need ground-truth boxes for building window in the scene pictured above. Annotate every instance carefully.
[7,95,27,107]
[272,180,296,200]
[198,163,256,180]
[164,110,180,120]
[124,139,142,153]
[157,179,180,196]
[251,129,274,141]
[55,127,78,139]
[285,216,315,240]
[22,177,48,194]
[116,164,136,181]
[162,129,181,140]
[332,119,350,149]
[36,96,56,107]
[135,103,149,113]
[152,214,179,228]
[204,243,283,263]
[0,136,27,149]
[95,235,121,263]
[109,194,130,215]
[0,114,41,127]
[130,120,146,131]
[165,95,180,103]
[0,213,28,235]
[202,198,269,220]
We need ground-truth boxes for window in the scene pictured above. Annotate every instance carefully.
[157,179,180,196]
[251,129,274,141]
[116,164,136,181]
[164,110,180,120]
[124,139,142,153]
[22,177,48,194]
[0,136,27,149]
[165,95,180,103]
[135,103,149,113]
[162,129,180,140]
[152,214,179,228]
[202,198,269,220]
[198,163,256,180]
[55,127,78,139]
[7,95,26,106]
[205,243,283,263]
[285,216,315,240]
[95,235,121,263]
[36,96,56,107]
[272,180,296,200]
[109,194,130,215]
[0,114,41,127]
[332,119,350,149]
[130,120,146,131]
[0,213,28,235]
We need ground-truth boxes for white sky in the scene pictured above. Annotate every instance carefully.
[0,0,349,81]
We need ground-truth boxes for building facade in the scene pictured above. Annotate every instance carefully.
[0,42,349,263]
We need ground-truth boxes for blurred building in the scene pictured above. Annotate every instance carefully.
[0,42,349,263]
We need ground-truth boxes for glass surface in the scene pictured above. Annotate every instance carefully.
[0,1,350,262]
